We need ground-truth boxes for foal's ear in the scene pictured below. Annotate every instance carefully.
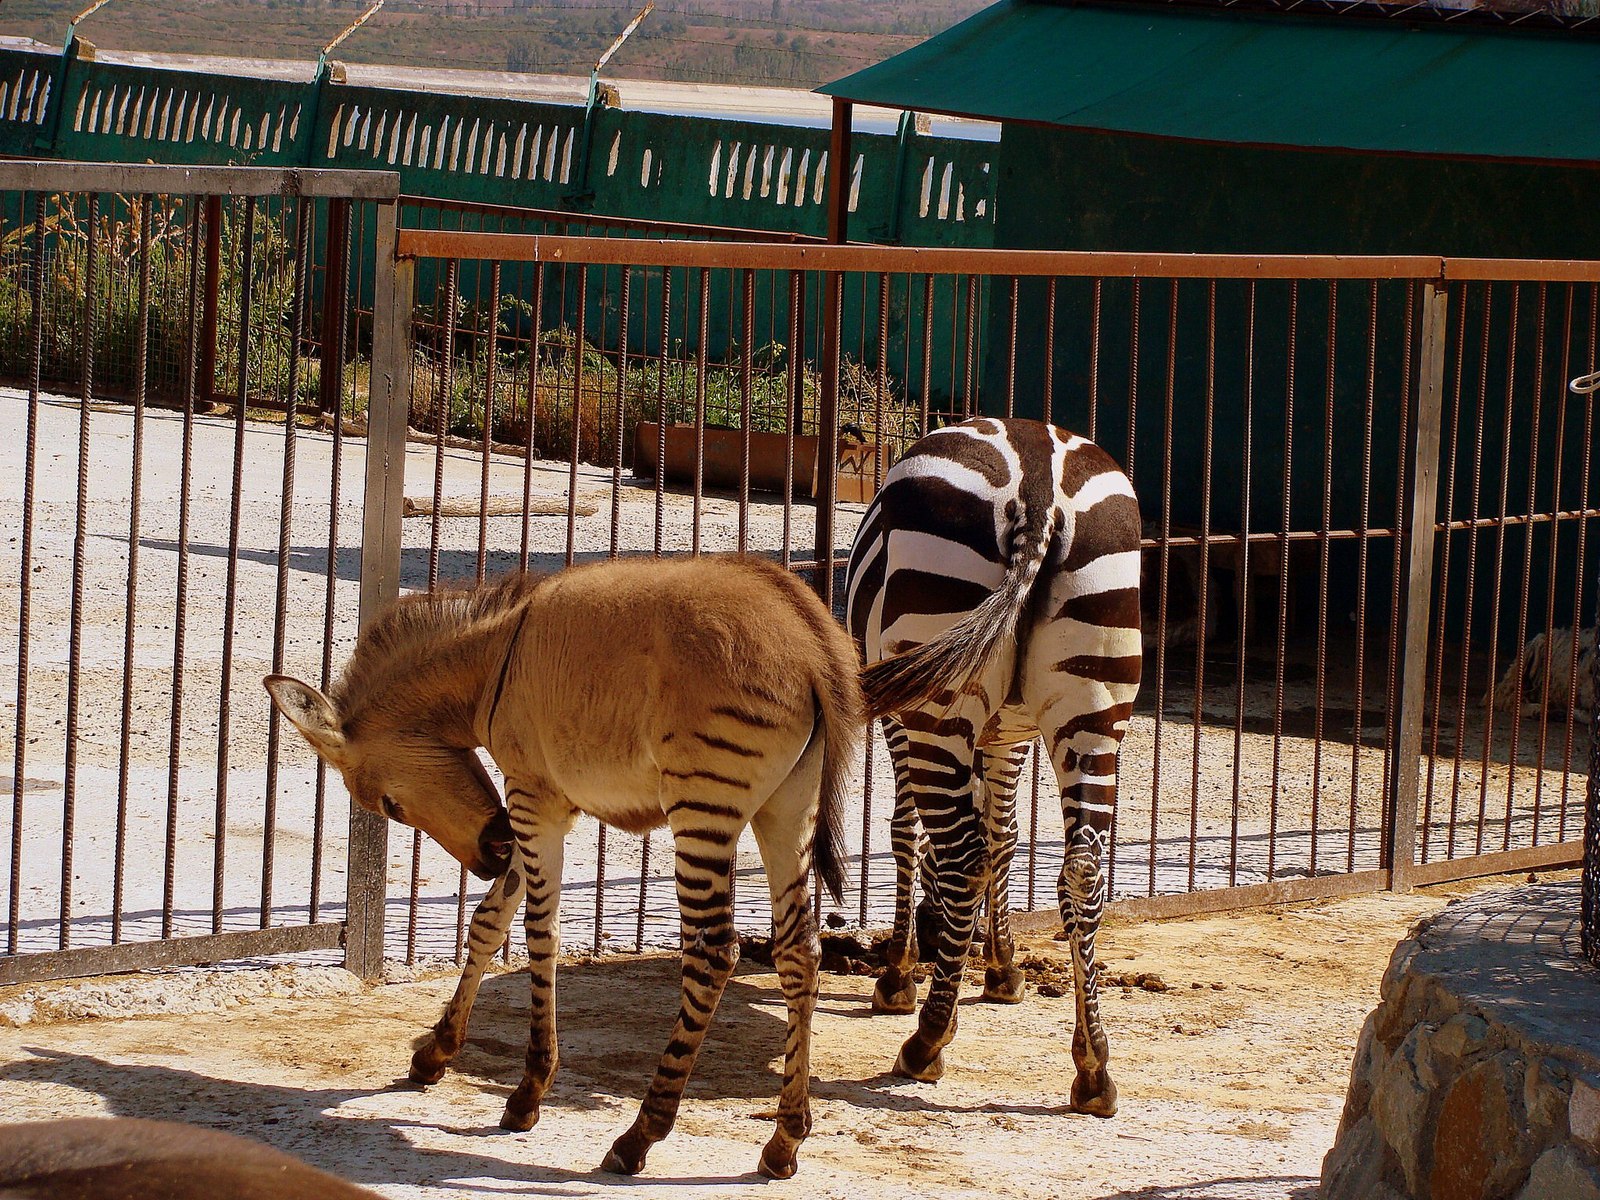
[263,675,346,760]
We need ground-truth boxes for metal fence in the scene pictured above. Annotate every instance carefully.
[383,233,1592,955]
[0,161,406,984]
[1,160,1591,987]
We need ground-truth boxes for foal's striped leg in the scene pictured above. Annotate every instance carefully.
[978,743,1029,1005]
[871,716,923,1015]
[500,794,577,1132]
[747,736,826,1179]
[603,811,742,1175]
[410,858,526,1084]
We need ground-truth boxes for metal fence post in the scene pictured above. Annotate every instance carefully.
[814,98,852,606]
[1386,280,1449,891]
[1586,555,1600,965]
[345,196,412,980]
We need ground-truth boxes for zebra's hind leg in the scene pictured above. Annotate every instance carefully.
[1060,821,1116,1117]
[978,744,1028,1005]
[893,726,984,1083]
[410,856,526,1084]
[872,717,921,1015]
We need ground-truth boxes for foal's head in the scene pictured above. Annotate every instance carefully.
[264,674,515,880]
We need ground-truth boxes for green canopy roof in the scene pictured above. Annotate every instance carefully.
[818,0,1600,164]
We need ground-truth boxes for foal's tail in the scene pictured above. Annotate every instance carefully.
[756,559,861,906]
[811,658,860,905]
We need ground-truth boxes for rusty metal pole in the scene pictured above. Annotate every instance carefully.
[198,194,223,407]
[815,96,851,606]
[347,196,410,981]
[319,197,351,415]
[1386,281,1448,892]
[1587,549,1600,967]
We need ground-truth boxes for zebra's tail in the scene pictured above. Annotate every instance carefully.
[860,504,1059,719]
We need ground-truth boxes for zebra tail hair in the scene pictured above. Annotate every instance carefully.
[860,507,1058,719]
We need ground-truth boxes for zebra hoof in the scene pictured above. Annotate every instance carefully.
[871,971,918,1015]
[1070,1071,1118,1118]
[981,965,1026,1005]
[893,1038,945,1083]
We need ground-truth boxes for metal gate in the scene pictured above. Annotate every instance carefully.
[0,162,405,984]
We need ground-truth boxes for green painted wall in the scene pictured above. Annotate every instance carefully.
[986,123,1600,642]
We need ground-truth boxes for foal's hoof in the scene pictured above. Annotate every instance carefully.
[499,1103,540,1133]
[893,1036,945,1083]
[758,1141,799,1180]
[871,970,918,1015]
[981,965,1026,1005]
[1070,1071,1118,1118]
[408,1040,450,1086]
[601,1134,649,1176]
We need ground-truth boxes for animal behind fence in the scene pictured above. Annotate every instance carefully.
[1489,625,1597,720]
[845,416,1143,1114]
[266,555,862,1179]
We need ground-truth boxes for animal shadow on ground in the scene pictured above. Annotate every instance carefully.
[1094,1181,1319,1200]
[1,953,1076,1191]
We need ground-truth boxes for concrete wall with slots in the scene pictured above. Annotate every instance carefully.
[0,43,997,251]
[0,43,1000,422]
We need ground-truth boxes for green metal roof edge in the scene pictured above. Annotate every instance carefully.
[817,0,1600,164]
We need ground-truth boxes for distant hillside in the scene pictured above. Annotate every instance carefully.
[0,0,989,87]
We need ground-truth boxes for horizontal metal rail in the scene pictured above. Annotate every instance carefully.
[399,230,1448,278]
[398,231,1600,286]
[0,161,400,200]
[0,922,346,986]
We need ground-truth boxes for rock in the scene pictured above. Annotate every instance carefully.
[1572,1077,1600,1157]
[1340,1012,1382,1132]
[1380,934,1424,1003]
[1372,1024,1442,1195]
[1433,1013,1493,1066]
[1321,1115,1392,1200]
[1139,973,1168,993]
[1525,1057,1573,1147]
[1431,1050,1536,1200]
[1515,1146,1600,1200]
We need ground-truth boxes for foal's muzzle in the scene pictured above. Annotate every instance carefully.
[474,808,515,880]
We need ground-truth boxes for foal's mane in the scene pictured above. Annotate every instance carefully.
[331,571,546,716]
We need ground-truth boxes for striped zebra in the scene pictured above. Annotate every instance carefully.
[845,416,1142,1115]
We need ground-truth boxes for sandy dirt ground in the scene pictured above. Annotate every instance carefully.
[0,872,1557,1200]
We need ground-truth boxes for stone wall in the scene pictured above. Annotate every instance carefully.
[1322,881,1600,1200]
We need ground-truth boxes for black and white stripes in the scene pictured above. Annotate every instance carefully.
[845,416,1142,1111]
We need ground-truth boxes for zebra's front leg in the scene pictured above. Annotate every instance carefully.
[979,744,1028,1005]
[500,800,574,1132]
[894,751,983,1083]
[602,831,740,1176]
[411,856,526,1084]
[872,718,921,1015]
